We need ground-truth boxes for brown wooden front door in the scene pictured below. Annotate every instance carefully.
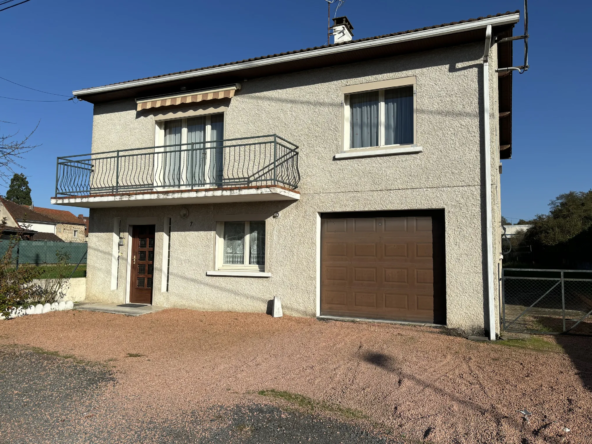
[130,225,155,304]
[320,213,446,324]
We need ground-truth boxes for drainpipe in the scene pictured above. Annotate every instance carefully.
[482,25,496,341]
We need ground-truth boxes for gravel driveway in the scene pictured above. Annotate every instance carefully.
[1,309,591,443]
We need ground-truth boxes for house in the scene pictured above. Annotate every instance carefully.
[31,206,88,242]
[503,224,532,238]
[51,11,521,337]
[0,197,85,243]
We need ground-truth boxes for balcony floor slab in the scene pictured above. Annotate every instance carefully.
[51,186,300,208]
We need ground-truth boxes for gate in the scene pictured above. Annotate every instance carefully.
[502,269,592,334]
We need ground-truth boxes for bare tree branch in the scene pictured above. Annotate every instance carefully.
[0,122,40,183]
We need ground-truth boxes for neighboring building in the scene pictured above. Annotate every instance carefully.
[503,224,532,238]
[77,214,90,238]
[32,207,88,242]
[51,11,521,337]
[0,197,85,243]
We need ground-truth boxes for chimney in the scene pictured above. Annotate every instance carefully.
[332,16,354,44]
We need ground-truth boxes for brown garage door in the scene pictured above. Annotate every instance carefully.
[321,213,445,324]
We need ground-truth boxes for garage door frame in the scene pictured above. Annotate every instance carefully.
[316,210,447,325]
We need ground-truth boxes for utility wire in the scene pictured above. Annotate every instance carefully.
[0,75,71,97]
[0,95,73,103]
[0,0,30,12]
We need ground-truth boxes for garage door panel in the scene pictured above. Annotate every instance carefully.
[354,218,377,232]
[324,267,347,282]
[384,243,408,258]
[416,243,433,258]
[417,295,435,311]
[384,217,408,232]
[384,268,408,283]
[321,214,445,324]
[324,291,348,306]
[354,292,378,308]
[384,293,409,309]
[353,267,377,283]
[416,217,433,231]
[327,220,347,232]
[325,242,347,257]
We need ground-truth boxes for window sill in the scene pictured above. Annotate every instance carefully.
[334,145,423,160]
[206,271,271,278]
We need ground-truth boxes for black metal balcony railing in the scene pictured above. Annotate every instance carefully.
[55,135,300,197]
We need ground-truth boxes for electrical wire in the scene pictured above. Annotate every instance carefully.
[0,95,73,102]
[0,0,30,12]
[0,75,71,97]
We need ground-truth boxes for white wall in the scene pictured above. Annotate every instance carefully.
[23,222,56,234]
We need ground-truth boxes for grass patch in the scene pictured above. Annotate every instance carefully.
[257,389,368,421]
[494,336,565,354]
[28,346,104,366]
[126,353,145,358]
[37,265,86,279]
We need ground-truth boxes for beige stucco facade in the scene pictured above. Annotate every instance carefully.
[55,223,86,243]
[84,41,504,335]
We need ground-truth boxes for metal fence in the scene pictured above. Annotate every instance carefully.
[502,268,592,335]
[55,134,300,197]
[0,240,87,266]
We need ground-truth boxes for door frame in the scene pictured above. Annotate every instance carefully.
[315,209,447,325]
[125,217,159,304]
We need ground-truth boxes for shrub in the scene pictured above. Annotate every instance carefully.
[0,236,72,318]
[0,237,42,318]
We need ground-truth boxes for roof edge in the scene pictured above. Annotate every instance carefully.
[74,12,519,98]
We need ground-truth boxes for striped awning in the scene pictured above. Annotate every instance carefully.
[136,84,240,111]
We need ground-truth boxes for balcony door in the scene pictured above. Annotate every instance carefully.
[161,114,224,189]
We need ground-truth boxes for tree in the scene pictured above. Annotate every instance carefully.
[0,123,39,184]
[501,216,511,225]
[5,173,32,205]
[523,190,592,268]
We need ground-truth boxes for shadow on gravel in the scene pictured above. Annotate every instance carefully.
[553,335,592,393]
[359,349,553,442]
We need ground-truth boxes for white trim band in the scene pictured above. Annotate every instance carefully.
[206,271,272,278]
[334,146,423,159]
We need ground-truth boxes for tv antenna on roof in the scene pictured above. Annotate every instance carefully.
[325,0,346,45]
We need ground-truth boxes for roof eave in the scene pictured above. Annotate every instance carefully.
[73,13,519,98]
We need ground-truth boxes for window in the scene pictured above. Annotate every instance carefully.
[217,221,265,271]
[344,80,415,151]
[73,230,78,238]
[159,114,224,187]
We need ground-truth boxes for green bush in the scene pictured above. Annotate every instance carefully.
[0,237,41,318]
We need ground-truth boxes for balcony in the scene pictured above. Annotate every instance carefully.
[51,135,300,208]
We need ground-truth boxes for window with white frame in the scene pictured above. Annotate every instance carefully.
[158,113,224,187]
[216,221,265,271]
[346,84,414,150]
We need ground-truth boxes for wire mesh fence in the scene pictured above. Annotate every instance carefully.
[0,240,87,266]
[502,269,592,335]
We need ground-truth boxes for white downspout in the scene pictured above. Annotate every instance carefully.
[483,25,496,341]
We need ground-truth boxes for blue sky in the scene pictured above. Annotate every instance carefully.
[0,0,590,223]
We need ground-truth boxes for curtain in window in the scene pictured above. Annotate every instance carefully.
[385,87,414,146]
[187,117,206,186]
[350,91,379,149]
[223,222,244,265]
[249,221,265,267]
[209,114,224,186]
[164,120,182,186]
